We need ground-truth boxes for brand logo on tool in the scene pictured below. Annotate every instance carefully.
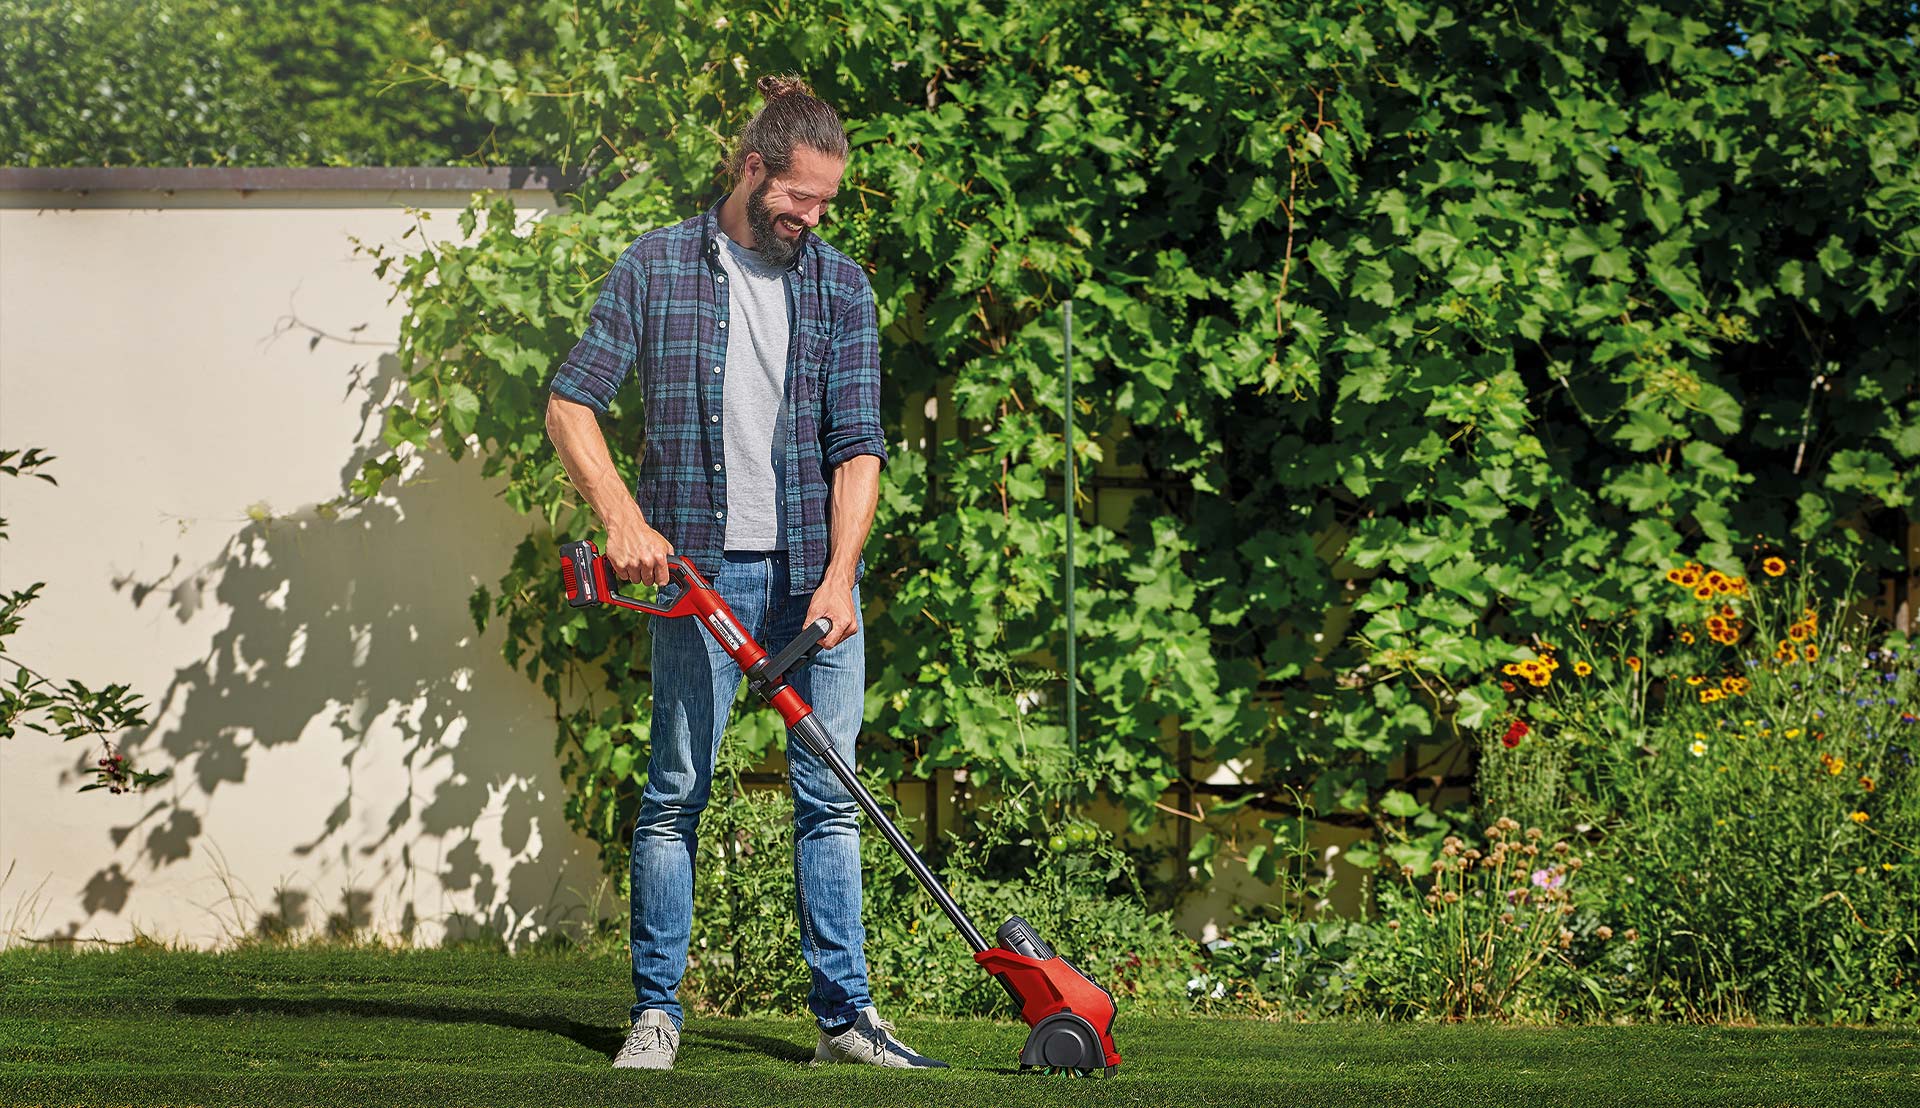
[706,610,746,651]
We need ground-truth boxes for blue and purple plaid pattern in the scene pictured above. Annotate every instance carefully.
[548,198,888,598]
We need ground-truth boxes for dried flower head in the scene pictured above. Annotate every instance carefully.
[1596,926,1614,941]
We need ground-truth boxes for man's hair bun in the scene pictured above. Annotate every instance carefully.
[757,74,815,101]
[729,73,846,180]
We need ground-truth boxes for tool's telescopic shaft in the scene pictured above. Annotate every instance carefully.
[790,714,991,953]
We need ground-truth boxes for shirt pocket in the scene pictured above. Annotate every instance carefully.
[797,327,833,405]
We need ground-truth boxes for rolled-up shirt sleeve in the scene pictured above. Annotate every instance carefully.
[547,245,645,415]
[821,272,889,468]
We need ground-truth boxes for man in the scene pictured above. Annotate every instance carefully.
[544,74,945,1073]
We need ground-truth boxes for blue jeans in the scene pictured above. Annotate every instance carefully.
[629,550,872,1031]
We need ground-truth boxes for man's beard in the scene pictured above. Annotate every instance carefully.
[745,178,806,268]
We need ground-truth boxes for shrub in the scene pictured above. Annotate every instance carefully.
[1477,551,1920,1022]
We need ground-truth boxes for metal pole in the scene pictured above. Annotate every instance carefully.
[792,715,990,952]
[1063,301,1076,760]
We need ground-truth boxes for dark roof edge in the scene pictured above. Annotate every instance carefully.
[0,167,588,192]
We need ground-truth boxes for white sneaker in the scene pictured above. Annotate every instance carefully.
[612,1009,679,1070]
[814,1006,948,1068]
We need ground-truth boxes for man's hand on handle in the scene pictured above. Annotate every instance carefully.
[607,516,677,586]
[805,580,858,651]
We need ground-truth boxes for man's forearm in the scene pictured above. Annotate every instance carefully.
[822,454,882,588]
[545,394,645,530]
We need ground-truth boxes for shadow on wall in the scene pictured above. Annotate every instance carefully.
[48,350,609,950]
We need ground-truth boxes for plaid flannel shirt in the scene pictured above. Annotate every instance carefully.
[547,198,889,598]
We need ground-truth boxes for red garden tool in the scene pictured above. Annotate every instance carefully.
[559,539,1121,1076]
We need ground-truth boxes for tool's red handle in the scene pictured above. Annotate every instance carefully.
[557,539,826,728]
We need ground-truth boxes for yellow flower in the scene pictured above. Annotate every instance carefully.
[1706,571,1730,592]
[1689,740,1708,757]
[1574,661,1593,676]
[1528,671,1552,688]
[1693,584,1715,600]
[1762,557,1786,577]
[1687,675,1705,686]
[1860,776,1875,792]
[1728,577,1749,596]
[1885,863,1898,872]
[1788,622,1809,642]
[1849,811,1870,824]
[1785,728,1802,738]
[1805,643,1819,661]
[1679,630,1696,644]
[1699,688,1723,703]
[1666,568,1688,585]
[1829,757,1848,776]
[1626,656,1642,672]
[1502,663,1522,676]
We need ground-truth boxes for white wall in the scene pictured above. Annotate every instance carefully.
[0,187,613,950]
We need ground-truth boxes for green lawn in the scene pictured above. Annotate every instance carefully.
[2,946,1916,1107]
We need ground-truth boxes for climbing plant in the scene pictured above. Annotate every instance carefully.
[344,0,1919,886]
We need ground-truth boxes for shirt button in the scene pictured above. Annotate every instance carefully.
[718,319,727,328]
[710,414,719,423]
[713,463,722,471]
[714,510,724,519]
[717,274,727,283]
[713,365,722,373]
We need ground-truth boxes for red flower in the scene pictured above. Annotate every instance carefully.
[1502,719,1530,748]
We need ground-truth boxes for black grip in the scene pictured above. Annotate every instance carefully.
[627,556,703,615]
[764,617,832,677]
